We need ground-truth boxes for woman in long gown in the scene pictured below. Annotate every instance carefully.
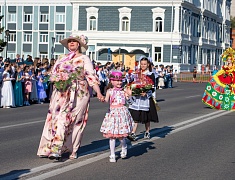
[14,67,23,107]
[37,34,104,160]
[1,64,15,108]
[202,47,235,110]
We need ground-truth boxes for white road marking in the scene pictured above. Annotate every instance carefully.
[185,95,201,98]
[0,120,45,129]
[4,110,229,180]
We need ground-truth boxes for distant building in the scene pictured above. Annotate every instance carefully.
[0,0,232,72]
[231,0,235,17]
[0,0,72,60]
[231,29,235,49]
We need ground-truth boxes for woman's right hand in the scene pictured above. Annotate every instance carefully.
[97,93,105,102]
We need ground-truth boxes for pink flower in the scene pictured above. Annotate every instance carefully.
[61,64,75,73]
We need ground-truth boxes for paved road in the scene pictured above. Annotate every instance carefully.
[0,82,235,180]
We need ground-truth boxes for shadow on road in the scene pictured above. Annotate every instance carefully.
[0,169,30,180]
[156,99,165,102]
[124,141,156,160]
[138,126,174,139]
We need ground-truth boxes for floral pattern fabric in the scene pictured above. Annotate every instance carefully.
[202,66,235,111]
[100,89,134,138]
[37,54,99,156]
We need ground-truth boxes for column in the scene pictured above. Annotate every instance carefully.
[173,6,180,33]
[72,3,79,31]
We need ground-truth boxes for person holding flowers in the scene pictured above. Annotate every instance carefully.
[127,57,159,141]
[37,34,104,160]
[202,47,235,110]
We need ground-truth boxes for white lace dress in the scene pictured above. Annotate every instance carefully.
[1,71,15,107]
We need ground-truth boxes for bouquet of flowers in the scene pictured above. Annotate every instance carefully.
[50,64,80,92]
[126,71,154,96]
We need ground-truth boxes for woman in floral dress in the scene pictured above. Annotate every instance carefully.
[37,34,104,160]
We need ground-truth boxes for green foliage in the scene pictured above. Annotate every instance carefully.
[231,16,235,29]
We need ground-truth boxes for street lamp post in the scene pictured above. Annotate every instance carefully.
[51,37,55,59]
[5,29,10,59]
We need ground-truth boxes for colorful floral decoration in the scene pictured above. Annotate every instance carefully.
[202,47,235,111]
[126,70,154,96]
[50,63,82,92]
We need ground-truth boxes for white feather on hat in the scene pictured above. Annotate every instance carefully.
[59,34,89,53]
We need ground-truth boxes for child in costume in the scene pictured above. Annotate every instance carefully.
[127,57,159,141]
[100,71,134,162]
[202,47,235,110]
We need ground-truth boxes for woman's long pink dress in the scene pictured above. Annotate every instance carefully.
[37,54,99,156]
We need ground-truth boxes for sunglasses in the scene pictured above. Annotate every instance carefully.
[68,40,78,43]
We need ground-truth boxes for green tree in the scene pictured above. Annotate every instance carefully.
[0,15,6,52]
[231,16,235,29]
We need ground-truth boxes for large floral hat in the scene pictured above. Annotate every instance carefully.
[222,47,235,62]
[109,70,125,81]
[60,34,88,53]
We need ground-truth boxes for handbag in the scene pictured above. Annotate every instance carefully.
[152,98,161,111]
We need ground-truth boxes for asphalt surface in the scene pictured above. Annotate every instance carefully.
[0,82,235,180]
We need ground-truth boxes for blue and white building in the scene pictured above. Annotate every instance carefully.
[0,0,232,72]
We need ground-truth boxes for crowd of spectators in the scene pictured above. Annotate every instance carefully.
[0,55,175,108]
[0,55,54,108]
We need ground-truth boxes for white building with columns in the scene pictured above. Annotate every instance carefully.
[0,0,232,72]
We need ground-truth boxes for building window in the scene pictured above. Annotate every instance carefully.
[89,16,97,31]
[54,54,60,60]
[9,32,16,42]
[24,32,32,42]
[40,13,49,23]
[55,13,65,23]
[154,47,161,62]
[152,7,165,32]
[39,53,48,59]
[40,32,48,42]
[118,7,132,32]
[8,13,16,22]
[24,13,32,22]
[122,17,129,31]
[86,7,99,31]
[55,32,64,42]
[155,17,163,32]
[7,53,15,59]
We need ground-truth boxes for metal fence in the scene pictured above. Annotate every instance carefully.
[178,72,211,83]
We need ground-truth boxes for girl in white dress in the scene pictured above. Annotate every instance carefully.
[1,64,15,108]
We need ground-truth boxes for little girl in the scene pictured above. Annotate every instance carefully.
[37,69,47,104]
[24,66,32,106]
[100,71,134,163]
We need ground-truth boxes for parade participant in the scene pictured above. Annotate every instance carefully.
[100,70,134,162]
[24,66,32,106]
[127,57,159,141]
[202,47,235,110]
[36,69,47,104]
[1,64,15,108]
[14,67,24,107]
[37,34,104,160]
